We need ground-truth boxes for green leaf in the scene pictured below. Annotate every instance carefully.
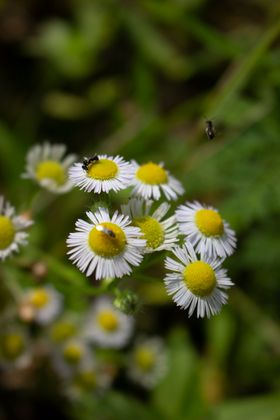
[152,328,205,419]
[213,393,280,420]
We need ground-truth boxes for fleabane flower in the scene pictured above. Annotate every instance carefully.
[68,359,114,398]
[67,208,145,280]
[176,201,237,258]
[0,196,32,261]
[69,154,134,193]
[121,198,178,253]
[23,285,63,325]
[23,142,76,193]
[49,315,79,344]
[52,338,92,378]
[164,242,233,318]
[131,161,184,201]
[128,337,168,389]
[0,327,31,368]
[83,297,134,348]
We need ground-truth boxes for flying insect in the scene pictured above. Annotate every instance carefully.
[205,120,216,140]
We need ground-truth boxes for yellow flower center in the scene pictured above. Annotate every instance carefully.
[75,371,97,390]
[50,321,76,342]
[63,343,83,365]
[136,162,168,185]
[36,160,66,186]
[97,310,119,332]
[88,222,126,258]
[133,216,164,249]
[134,346,155,372]
[195,209,224,237]
[30,289,50,308]
[87,158,118,180]
[183,261,216,297]
[1,334,25,360]
[0,216,15,250]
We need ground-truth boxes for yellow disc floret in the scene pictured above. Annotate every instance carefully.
[195,209,224,237]
[97,310,119,332]
[183,261,216,297]
[75,371,97,390]
[89,222,126,258]
[87,159,118,180]
[133,216,164,249]
[63,343,83,365]
[1,333,25,360]
[51,321,77,342]
[136,162,168,185]
[0,216,15,250]
[134,346,155,372]
[36,160,66,186]
[30,288,50,308]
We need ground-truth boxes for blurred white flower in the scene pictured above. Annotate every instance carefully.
[0,196,32,261]
[128,337,168,388]
[23,142,76,193]
[84,297,134,348]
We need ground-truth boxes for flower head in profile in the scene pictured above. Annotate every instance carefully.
[67,208,145,280]
[128,337,168,388]
[121,198,178,253]
[69,154,134,193]
[23,285,63,325]
[83,297,134,348]
[0,196,32,261]
[23,142,76,193]
[164,242,233,318]
[176,201,237,258]
[131,161,184,201]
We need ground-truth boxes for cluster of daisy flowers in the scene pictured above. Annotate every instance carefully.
[0,285,168,394]
[0,142,237,324]
[65,146,237,318]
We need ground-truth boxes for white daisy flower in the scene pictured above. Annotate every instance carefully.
[84,297,134,348]
[0,196,32,261]
[53,338,93,378]
[131,161,184,201]
[49,315,79,344]
[0,327,31,369]
[121,198,178,253]
[176,201,237,258]
[23,142,76,193]
[128,337,168,389]
[67,359,114,398]
[164,242,234,318]
[67,208,145,280]
[24,285,63,325]
[69,154,134,193]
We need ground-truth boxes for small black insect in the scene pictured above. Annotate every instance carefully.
[205,120,216,140]
[96,225,116,238]
[82,155,99,171]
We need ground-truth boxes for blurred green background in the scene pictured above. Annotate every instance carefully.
[1,0,280,419]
